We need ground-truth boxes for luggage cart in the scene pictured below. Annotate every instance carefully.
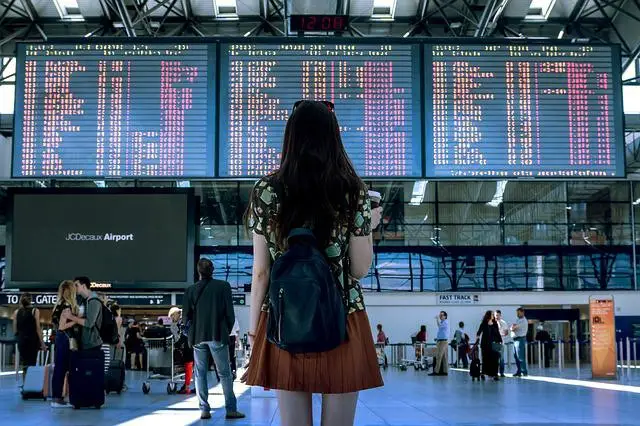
[375,344,388,369]
[141,336,182,394]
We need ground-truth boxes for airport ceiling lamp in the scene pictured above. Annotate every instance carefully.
[52,0,85,22]
[214,0,239,20]
[371,0,397,22]
[524,0,558,22]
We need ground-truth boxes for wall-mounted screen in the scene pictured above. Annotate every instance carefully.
[219,42,422,178]
[12,42,216,178]
[425,43,624,178]
[6,190,196,290]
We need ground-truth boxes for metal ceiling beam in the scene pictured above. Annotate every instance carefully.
[181,0,192,20]
[0,0,18,27]
[474,0,499,37]
[0,0,29,19]
[154,0,180,35]
[131,0,174,25]
[0,25,28,48]
[592,0,632,53]
[623,42,640,73]
[114,0,137,36]
[130,0,155,36]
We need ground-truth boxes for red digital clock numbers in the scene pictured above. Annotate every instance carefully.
[290,15,349,32]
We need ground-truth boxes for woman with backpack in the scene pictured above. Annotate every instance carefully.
[243,100,384,426]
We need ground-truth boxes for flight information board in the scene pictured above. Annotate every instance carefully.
[426,43,624,178]
[13,42,216,178]
[219,43,422,177]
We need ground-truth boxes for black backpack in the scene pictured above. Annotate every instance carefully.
[267,228,346,353]
[90,298,119,345]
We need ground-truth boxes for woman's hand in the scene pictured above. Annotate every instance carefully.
[371,206,383,229]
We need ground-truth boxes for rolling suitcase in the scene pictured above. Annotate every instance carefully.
[469,345,482,381]
[69,350,105,409]
[22,351,51,400]
[105,349,125,394]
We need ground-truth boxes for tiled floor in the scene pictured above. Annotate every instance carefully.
[1,367,639,425]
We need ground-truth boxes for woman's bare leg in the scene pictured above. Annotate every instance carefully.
[277,390,312,426]
[321,392,358,426]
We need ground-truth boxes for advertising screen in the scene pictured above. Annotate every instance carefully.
[7,190,195,290]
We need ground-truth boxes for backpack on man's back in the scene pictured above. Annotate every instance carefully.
[87,298,119,346]
[267,228,346,354]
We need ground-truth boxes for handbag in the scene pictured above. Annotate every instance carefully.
[492,342,503,354]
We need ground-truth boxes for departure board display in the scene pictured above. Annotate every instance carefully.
[13,42,215,178]
[426,43,624,178]
[219,43,422,177]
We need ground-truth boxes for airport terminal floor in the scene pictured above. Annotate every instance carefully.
[1,367,639,426]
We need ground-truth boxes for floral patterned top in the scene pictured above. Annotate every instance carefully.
[247,175,372,315]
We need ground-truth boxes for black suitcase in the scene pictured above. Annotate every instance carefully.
[469,345,482,381]
[105,359,125,394]
[470,359,482,381]
[69,350,105,409]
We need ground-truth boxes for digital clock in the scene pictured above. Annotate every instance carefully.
[289,15,349,32]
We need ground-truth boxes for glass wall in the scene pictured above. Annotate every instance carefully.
[0,180,637,292]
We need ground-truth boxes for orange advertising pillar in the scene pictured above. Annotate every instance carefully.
[589,296,617,380]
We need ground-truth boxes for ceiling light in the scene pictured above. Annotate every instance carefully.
[53,0,84,21]
[214,0,238,18]
[524,0,557,21]
[633,198,640,206]
[371,0,397,21]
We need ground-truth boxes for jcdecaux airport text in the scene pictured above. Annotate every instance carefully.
[65,233,134,242]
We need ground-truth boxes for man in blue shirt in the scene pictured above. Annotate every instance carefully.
[430,311,450,376]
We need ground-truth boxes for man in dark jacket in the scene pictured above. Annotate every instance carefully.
[182,258,244,421]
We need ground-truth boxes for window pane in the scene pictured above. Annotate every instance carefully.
[567,182,630,202]
[503,181,566,203]
[199,225,239,246]
[369,181,435,203]
[437,182,498,203]
[564,253,632,290]
[200,253,252,290]
[0,84,15,114]
[504,224,567,245]
[623,85,640,114]
[438,203,500,224]
[438,224,501,246]
[503,202,566,224]
[193,182,239,225]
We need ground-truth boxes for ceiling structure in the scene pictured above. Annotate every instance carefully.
[0,0,638,72]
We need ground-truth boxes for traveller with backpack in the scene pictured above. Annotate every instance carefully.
[61,276,118,408]
[182,259,245,421]
[243,100,384,426]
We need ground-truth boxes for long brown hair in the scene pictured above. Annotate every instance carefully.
[250,100,364,249]
[482,310,495,324]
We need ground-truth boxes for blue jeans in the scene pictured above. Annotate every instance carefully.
[52,332,70,399]
[193,341,237,414]
[499,350,505,375]
[514,337,528,375]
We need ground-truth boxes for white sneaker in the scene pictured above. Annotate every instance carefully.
[51,401,71,408]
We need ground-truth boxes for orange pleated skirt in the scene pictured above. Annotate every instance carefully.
[245,310,384,394]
